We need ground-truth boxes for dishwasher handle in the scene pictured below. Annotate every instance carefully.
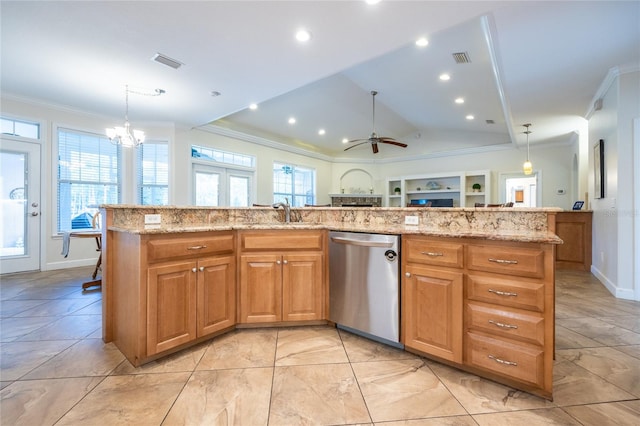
[330,236,395,248]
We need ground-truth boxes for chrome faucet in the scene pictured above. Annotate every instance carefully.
[273,197,291,223]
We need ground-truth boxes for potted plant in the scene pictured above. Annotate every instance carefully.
[472,183,482,193]
[394,187,401,195]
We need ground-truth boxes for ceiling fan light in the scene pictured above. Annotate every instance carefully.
[415,37,428,47]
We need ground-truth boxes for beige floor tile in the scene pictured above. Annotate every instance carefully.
[0,299,47,317]
[352,359,466,422]
[197,328,277,370]
[552,360,635,406]
[557,347,640,397]
[555,324,604,350]
[275,326,348,366]
[0,316,55,341]
[0,340,77,380]
[55,372,191,425]
[428,361,553,414]
[16,314,101,341]
[114,341,208,374]
[563,399,640,426]
[0,376,103,426]
[12,298,96,317]
[22,339,125,379]
[472,407,582,425]
[557,317,640,346]
[600,315,640,333]
[8,286,78,300]
[164,368,273,425]
[269,363,370,425]
[377,416,477,425]
[616,345,640,360]
[339,329,416,363]
[68,299,103,315]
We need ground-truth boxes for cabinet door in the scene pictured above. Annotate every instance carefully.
[147,261,197,355]
[402,264,463,363]
[197,255,236,336]
[239,254,282,323]
[282,253,323,321]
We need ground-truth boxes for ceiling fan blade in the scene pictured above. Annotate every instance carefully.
[380,140,408,148]
[346,138,368,144]
[372,142,379,154]
[344,141,369,151]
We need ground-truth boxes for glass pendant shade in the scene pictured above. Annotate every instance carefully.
[523,160,533,175]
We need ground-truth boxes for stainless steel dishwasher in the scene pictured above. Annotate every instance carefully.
[329,231,402,348]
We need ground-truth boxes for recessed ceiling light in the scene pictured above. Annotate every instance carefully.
[342,138,349,144]
[439,73,451,81]
[466,115,475,120]
[249,103,258,110]
[318,129,326,135]
[288,117,296,124]
[295,29,312,42]
[210,90,221,97]
[415,37,429,47]
[455,97,465,104]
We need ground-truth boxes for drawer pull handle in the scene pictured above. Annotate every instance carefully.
[488,288,518,297]
[421,251,444,257]
[187,245,207,250]
[488,258,518,265]
[488,319,518,329]
[488,355,517,366]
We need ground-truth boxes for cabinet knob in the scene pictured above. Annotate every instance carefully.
[199,266,204,272]
[405,272,411,277]
[276,260,281,265]
[283,260,288,264]
[192,268,197,273]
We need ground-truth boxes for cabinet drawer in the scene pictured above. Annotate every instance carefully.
[467,274,544,312]
[240,231,324,251]
[404,238,463,268]
[466,302,544,346]
[466,244,545,279]
[466,332,544,387]
[147,233,234,262]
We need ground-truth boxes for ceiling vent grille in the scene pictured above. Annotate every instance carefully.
[486,119,495,124]
[152,53,183,69]
[452,52,471,64]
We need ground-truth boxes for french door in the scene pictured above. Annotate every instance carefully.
[193,164,253,207]
[0,138,41,273]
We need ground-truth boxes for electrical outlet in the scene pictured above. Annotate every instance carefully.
[404,215,419,225]
[145,214,161,224]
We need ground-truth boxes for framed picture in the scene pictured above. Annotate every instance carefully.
[572,201,584,210]
[594,139,605,199]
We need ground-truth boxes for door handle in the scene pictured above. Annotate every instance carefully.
[31,212,39,216]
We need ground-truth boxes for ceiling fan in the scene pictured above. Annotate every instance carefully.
[344,90,408,154]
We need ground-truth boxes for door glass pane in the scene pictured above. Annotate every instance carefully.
[195,171,219,206]
[505,176,537,207]
[1,151,27,257]
[229,175,249,207]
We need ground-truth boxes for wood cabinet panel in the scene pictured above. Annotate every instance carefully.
[466,302,544,346]
[555,211,592,271]
[197,255,236,336]
[467,274,545,312]
[466,244,545,279]
[404,238,464,268]
[147,232,234,262]
[282,253,323,321]
[240,230,323,251]
[147,261,197,355]
[402,264,463,363]
[239,255,282,323]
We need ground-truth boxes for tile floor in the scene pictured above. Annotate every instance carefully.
[1,267,639,425]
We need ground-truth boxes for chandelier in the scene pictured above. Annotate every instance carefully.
[522,123,533,175]
[106,85,164,147]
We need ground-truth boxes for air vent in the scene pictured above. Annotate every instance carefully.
[486,119,495,124]
[452,52,471,64]
[152,53,184,69]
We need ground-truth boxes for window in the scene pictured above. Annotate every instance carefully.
[1,117,40,139]
[191,145,255,206]
[273,162,315,206]
[57,128,120,231]
[137,141,168,205]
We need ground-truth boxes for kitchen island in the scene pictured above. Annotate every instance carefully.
[99,205,561,399]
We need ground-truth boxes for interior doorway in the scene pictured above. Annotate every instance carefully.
[499,171,540,207]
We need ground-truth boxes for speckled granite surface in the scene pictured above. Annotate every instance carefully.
[101,205,563,244]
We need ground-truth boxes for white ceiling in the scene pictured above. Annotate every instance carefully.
[2,1,639,160]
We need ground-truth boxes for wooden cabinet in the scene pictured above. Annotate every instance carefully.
[238,230,325,324]
[109,231,235,365]
[402,237,463,363]
[555,211,592,270]
[464,240,555,399]
[401,235,555,400]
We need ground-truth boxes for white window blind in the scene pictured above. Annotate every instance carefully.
[137,141,168,205]
[57,128,120,231]
[273,162,315,207]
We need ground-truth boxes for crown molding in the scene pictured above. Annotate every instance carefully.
[585,64,640,119]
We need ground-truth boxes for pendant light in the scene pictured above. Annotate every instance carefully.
[522,123,533,175]
[106,85,164,148]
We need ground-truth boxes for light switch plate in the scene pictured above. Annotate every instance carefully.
[404,215,419,225]
[145,214,161,224]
